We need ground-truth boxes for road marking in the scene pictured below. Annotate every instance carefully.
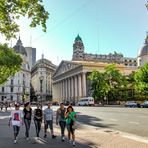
[129,122,140,125]
[110,118,117,121]
[139,116,147,118]
[0,116,10,119]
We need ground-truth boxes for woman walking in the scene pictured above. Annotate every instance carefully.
[9,103,23,144]
[65,105,77,146]
[34,104,43,139]
[23,102,32,140]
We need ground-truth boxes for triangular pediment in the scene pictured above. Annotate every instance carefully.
[53,60,80,77]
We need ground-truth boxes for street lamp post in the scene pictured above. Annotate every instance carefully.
[39,76,44,106]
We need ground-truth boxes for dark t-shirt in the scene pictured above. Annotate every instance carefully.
[34,109,42,121]
[23,108,32,120]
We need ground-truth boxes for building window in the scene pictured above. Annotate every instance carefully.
[11,95,13,101]
[11,79,13,85]
[2,87,4,92]
[1,96,5,101]
[11,87,13,92]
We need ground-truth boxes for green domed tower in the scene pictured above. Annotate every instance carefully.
[72,34,84,60]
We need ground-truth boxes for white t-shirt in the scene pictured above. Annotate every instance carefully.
[44,108,53,121]
[10,110,24,126]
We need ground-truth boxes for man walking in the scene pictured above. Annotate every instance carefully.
[44,103,56,139]
[56,102,66,141]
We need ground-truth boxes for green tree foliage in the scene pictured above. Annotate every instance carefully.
[89,64,126,102]
[105,64,126,90]
[0,0,49,84]
[104,64,126,101]
[88,70,109,101]
[0,0,49,39]
[0,44,23,84]
[134,63,148,96]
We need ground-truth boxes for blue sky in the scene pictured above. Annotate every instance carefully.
[3,0,148,65]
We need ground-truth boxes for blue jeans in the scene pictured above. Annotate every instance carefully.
[34,120,42,137]
[24,119,31,138]
[59,121,66,137]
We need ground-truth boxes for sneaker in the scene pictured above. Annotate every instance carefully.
[52,135,57,139]
[73,141,76,146]
[68,139,72,143]
[36,137,39,140]
[44,134,47,138]
[62,136,65,142]
[26,138,29,141]
[14,140,17,144]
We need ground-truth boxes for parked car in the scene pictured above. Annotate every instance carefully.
[141,101,148,108]
[124,101,137,108]
[78,97,95,106]
[31,102,37,105]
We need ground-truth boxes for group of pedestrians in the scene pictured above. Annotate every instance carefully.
[0,101,10,111]
[8,102,77,146]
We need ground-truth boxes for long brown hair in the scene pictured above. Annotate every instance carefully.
[66,105,74,113]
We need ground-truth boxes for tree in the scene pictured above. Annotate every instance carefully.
[89,70,109,102]
[104,64,126,102]
[0,0,49,84]
[0,44,23,84]
[134,63,148,98]
[0,0,49,39]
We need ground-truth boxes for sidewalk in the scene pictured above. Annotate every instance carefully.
[75,124,148,148]
[1,111,148,148]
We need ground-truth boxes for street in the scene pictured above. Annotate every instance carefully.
[73,106,148,138]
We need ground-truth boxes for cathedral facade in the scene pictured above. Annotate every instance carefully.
[52,35,137,103]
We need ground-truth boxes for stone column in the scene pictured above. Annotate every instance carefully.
[63,79,66,100]
[74,76,78,102]
[65,79,67,100]
[60,81,62,102]
[57,83,59,100]
[68,78,71,101]
[78,74,82,98]
[61,81,63,101]
[82,72,87,97]
[71,77,74,101]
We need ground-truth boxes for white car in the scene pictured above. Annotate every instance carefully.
[78,97,94,106]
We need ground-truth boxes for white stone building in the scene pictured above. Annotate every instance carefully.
[137,34,148,67]
[0,37,31,102]
[25,47,36,69]
[31,55,57,102]
[73,34,137,67]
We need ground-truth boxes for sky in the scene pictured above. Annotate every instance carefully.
[2,0,148,65]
